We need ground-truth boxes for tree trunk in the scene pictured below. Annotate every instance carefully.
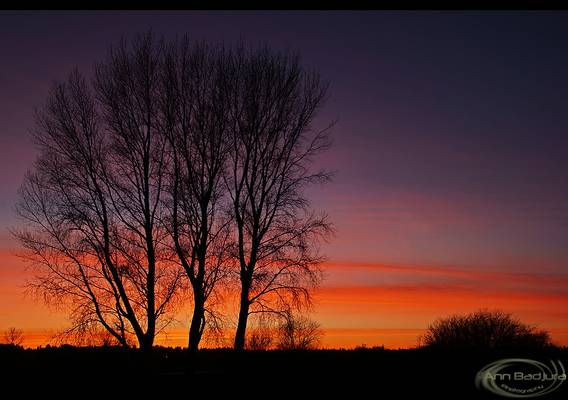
[188,294,205,352]
[234,288,250,350]
[139,333,154,352]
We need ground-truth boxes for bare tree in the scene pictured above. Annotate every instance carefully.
[246,326,274,351]
[160,39,232,351]
[14,33,183,351]
[276,314,323,350]
[3,327,24,346]
[224,46,333,350]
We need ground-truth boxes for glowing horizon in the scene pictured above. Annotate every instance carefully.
[3,258,568,349]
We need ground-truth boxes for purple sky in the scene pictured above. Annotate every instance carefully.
[2,11,568,269]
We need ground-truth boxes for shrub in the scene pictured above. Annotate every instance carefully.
[276,316,323,350]
[421,309,552,350]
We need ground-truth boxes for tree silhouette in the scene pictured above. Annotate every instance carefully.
[160,40,233,351]
[421,309,552,350]
[14,33,333,352]
[15,34,183,351]
[3,327,24,347]
[225,46,333,350]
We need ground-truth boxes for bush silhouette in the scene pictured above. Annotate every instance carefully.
[277,316,323,350]
[246,326,273,350]
[421,309,552,350]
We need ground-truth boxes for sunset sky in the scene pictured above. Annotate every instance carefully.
[1,11,568,348]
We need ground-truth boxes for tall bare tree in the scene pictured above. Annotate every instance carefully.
[15,34,183,351]
[225,47,333,350]
[160,40,232,351]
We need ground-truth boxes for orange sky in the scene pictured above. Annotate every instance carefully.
[2,250,567,349]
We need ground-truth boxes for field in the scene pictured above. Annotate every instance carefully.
[1,345,567,398]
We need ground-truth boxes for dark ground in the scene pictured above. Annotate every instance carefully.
[1,345,567,398]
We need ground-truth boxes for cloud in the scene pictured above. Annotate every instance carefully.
[311,261,568,346]
[322,261,568,293]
